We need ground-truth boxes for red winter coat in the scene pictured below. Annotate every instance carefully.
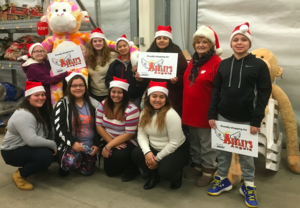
[182,54,221,128]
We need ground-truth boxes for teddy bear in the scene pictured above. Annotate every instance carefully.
[40,0,139,106]
[226,48,300,186]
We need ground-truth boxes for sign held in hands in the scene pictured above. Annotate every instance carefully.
[211,121,258,157]
[47,45,86,75]
[137,52,178,79]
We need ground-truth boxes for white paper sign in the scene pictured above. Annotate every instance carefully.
[211,121,258,157]
[137,52,178,79]
[47,45,86,75]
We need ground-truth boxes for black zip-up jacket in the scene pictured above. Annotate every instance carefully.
[208,53,272,127]
[105,57,147,99]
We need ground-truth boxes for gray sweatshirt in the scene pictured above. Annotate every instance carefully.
[0,109,57,151]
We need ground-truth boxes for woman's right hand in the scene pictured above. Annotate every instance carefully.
[135,72,143,82]
[71,142,85,152]
[53,149,57,155]
[209,119,217,129]
[145,152,156,168]
[115,143,127,150]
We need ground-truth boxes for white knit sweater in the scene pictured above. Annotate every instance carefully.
[137,108,185,162]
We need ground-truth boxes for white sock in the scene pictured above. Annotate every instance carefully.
[245,181,255,187]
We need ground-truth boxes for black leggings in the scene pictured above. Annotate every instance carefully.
[132,140,189,181]
[104,142,137,177]
[1,145,55,178]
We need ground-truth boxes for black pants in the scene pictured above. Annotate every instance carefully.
[1,145,55,178]
[132,140,189,181]
[104,142,137,177]
[89,91,107,103]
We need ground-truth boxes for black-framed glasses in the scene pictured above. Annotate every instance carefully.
[32,50,45,54]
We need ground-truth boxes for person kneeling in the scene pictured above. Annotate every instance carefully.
[1,81,57,190]
[132,81,189,190]
[52,72,100,177]
[96,77,140,182]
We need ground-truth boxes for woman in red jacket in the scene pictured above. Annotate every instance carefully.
[182,26,222,187]
[21,43,68,111]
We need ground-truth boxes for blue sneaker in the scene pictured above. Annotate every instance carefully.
[239,182,258,207]
[207,176,233,196]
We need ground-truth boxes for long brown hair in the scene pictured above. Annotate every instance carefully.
[65,75,95,136]
[139,94,171,132]
[18,95,51,137]
[86,39,117,69]
[103,87,130,122]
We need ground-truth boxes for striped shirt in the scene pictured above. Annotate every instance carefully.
[96,101,140,146]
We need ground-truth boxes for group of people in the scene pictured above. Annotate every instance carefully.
[0,22,271,208]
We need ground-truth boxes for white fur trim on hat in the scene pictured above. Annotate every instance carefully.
[193,26,215,44]
[110,81,129,91]
[28,43,43,56]
[147,86,169,96]
[230,24,252,44]
[155,31,173,40]
[25,86,45,97]
[65,72,85,83]
[115,38,133,50]
[90,32,106,40]
[130,51,139,66]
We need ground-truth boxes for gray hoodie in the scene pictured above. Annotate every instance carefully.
[0,109,57,151]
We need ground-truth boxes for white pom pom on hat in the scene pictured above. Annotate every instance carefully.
[230,22,252,46]
[193,25,222,56]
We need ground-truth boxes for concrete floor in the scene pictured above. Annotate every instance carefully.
[0,134,299,208]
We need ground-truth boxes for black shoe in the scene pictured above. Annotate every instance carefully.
[58,168,69,177]
[170,171,182,190]
[143,174,160,190]
[122,169,139,182]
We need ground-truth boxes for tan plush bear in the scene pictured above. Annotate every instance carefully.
[226,48,300,186]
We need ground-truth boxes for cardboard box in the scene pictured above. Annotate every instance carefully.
[29,8,43,17]
[10,6,28,16]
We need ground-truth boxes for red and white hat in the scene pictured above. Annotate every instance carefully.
[155,25,172,40]
[25,81,45,97]
[230,22,252,45]
[109,76,129,91]
[65,72,85,83]
[147,81,168,96]
[19,43,43,61]
[115,34,133,50]
[193,25,222,56]
[90,27,106,39]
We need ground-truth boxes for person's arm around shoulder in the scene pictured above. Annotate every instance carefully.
[155,109,185,162]
[14,110,57,150]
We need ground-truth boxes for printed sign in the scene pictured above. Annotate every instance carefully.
[47,46,86,75]
[37,22,49,36]
[211,121,258,157]
[137,52,178,79]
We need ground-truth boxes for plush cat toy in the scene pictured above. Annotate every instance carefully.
[41,0,139,105]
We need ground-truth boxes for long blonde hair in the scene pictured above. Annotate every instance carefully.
[139,94,171,132]
[86,39,117,69]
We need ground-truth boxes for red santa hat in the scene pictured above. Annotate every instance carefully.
[147,81,168,96]
[193,25,222,56]
[90,27,106,39]
[65,72,85,83]
[109,76,129,91]
[115,34,133,50]
[230,22,252,46]
[19,43,44,61]
[155,25,172,40]
[25,81,45,97]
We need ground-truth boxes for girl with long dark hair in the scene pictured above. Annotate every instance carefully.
[52,73,100,176]
[96,77,140,182]
[135,25,187,116]
[131,81,189,190]
[86,28,118,102]
[1,81,57,191]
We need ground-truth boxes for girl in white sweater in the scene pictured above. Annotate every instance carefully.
[132,81,189,190]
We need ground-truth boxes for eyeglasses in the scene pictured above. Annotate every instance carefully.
[32,50,45,54]
[70,84,85,88]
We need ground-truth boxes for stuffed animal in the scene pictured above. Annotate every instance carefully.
[40,0,139,106]
[226,48,300,186]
